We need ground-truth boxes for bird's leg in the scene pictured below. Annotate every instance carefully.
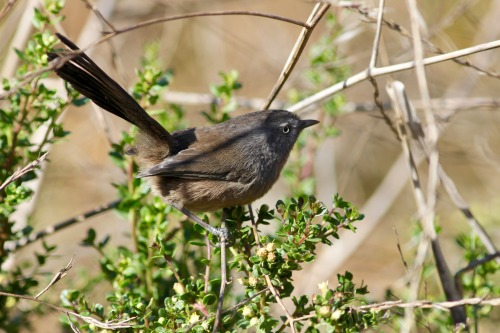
[171,204,231,243]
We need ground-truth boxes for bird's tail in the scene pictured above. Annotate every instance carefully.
[48,33,172,149]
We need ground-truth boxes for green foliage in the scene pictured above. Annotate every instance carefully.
[1,2,498,333]
[204,70,242,124]
[456,234,499,324]
[49,34,374,331]
[0,2,68,330]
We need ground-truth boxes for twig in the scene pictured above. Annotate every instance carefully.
[0,152,48,192]
[108,10,308,36]
[248,205,296,333]
[164,255,183,285]
[393,227,409,273]
[354,297,500,311]
[184,288,270,332]
[386,81,429,332]
[4,199,121,252]
[265,275,296,333]
[387,81,467,329]
[288,38,500,113]
[262,3,330,109]
[436,167,499,259]
[162,90,285,109]
[355,4,500,81]
[0,0,17,23]
[248,204,260,247]
[204,234,211,294]
[366,0,397,136]
[368,0,385,69]
[35,255,75,299]
[81,0,116,32]
[212,212,228,333]
[0,290,135,329]
[66,312,83,333]
[455,252,500,295]
[455,252,500,278]
[0,9,307,101]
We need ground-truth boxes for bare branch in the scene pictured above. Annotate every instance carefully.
[354,297,500,311]
[0,152,48,192]
[262,3,330,109]
[289,39,500,113]
[35,255,75,299]
[4,199,121,253]
[108,10,308,37]
[212,213,229,333]
[0,290,135,329]
[0,0,17,23]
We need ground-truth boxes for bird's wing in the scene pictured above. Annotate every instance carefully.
[137,146,244,182]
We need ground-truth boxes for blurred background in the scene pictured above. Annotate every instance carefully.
[2,0,499,331]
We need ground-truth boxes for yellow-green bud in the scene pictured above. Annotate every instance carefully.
[256,247,268,259]
[189,313,200,324]
[319,305,331,317]
[173,282,185,294]
[267,252,277,262]
[249,317,259,327]
[331,309,343,320]
[248,276,258,287]
[242,305,254,317]
[265,242,276,252]
[317,280,329,297]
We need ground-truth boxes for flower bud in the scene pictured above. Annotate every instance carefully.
[248,276,258,287]
[265,242,276,252]
[319,305,331,317]
[256,247,268,259]
[242,305,254,317]
[317,280,329,297]
[173,282,185,295]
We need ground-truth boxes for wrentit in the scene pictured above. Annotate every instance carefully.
[48,34,318,236]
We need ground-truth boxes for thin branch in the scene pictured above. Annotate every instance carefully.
[368,0,385,68]
[248,205,296,333]
[212,213,228,333]
[265,275,296,333]
[354,297,500,312]
[455,252,500,280]
[80,0,116,32]
[288,38,500,113]
[0,290,135,329]
[108,10,308,36]
[66,312,83,333]
[204,234,211,294]
[162,90,285,109]
[393,227,409,273]
[366,0,397,136]
[0,152,48,192]
[0,0,17,23]
[262,3,330,109]
[184,288,270,332]
[387,81,467,329]
[4,199,121,252]
[355,5,500,81]
[35,255,75,299]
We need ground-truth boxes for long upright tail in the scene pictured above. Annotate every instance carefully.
[48,33,172,149]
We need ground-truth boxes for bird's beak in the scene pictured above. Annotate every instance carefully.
[299,119,319,129]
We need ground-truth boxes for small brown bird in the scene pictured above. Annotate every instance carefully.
[48,34,318,236]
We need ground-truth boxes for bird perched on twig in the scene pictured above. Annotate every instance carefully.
[48,33,319,237]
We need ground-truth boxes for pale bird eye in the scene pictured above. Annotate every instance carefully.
[282,125,290,133]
